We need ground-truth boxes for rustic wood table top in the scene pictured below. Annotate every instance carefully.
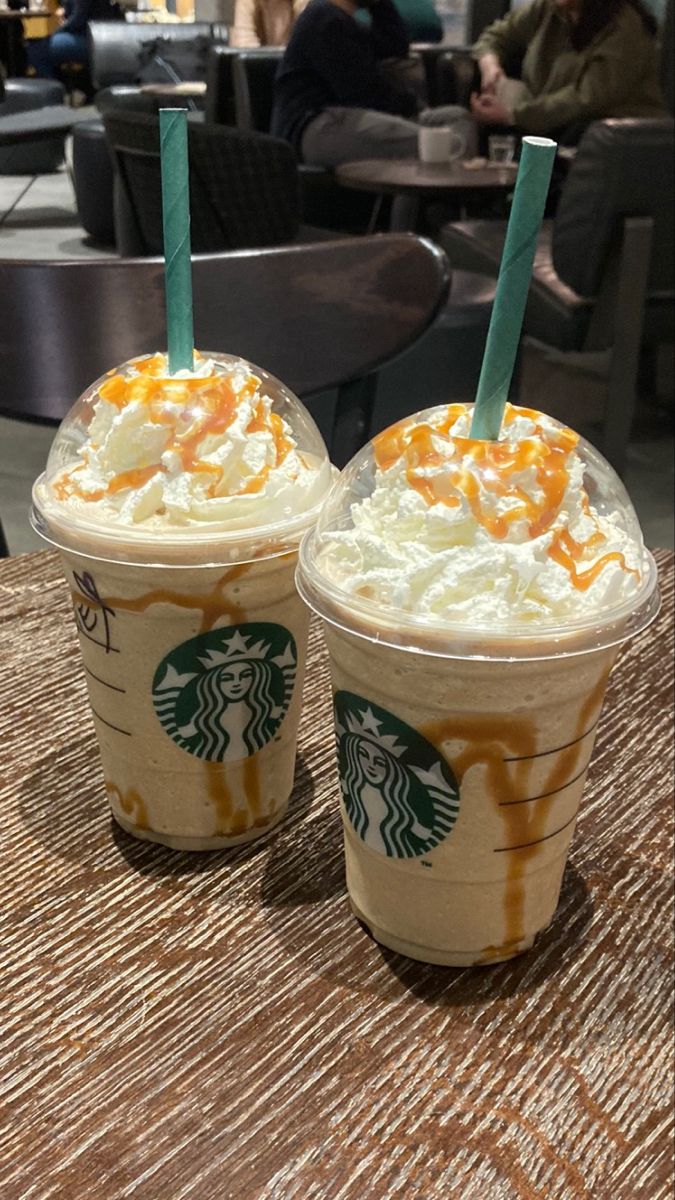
[1,549,673,1199]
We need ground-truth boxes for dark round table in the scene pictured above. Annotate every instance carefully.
[336,157,518,231]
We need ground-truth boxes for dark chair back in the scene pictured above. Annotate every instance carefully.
[468,0,510,41]
[436,50,479,107]
[233,50,282,133]
[204,44,241,125]
[0,236,449,465]
[87,21,216,89]
[552,118,675,299]
[103,111,300,256]
[662,0,674,113]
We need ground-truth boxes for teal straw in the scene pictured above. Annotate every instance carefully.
[470,136,557,441]
[159,108,194,374]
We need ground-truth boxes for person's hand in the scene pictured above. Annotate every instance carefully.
[470,92,513,126]
[55,6,65,26]
[478,53,504,95]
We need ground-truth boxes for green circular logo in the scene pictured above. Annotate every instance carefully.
[334,691,460,859]
[152,623,297,762]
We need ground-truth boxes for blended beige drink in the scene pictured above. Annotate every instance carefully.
[32,351,332,850]
[298,402,659,965]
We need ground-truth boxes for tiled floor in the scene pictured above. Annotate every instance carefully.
[1,165,673,556]
[0,153,115,261]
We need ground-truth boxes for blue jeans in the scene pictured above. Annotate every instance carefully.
[27,32,88,79]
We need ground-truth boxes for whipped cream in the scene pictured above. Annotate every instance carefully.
[46,353,328,529]
[317,404,643,625]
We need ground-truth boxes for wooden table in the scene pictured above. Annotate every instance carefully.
[20,6,58,39]
[336,157,518,231]
[0,549,673,1198]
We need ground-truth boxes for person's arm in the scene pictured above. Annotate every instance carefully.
[60,0,91,34]
[368,0,410,61]
[230,0,262,48]
[512,17,657,134]
[473,0,547,91]
[310,9,417,115]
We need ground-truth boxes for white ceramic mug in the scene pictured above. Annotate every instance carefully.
[418,125,466,164]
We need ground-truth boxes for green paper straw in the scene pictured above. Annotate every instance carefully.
[470,136,557,441]
[160,108,194,374]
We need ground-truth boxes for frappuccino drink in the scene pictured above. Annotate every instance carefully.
[32,352,332,849]
[298,403,659,965]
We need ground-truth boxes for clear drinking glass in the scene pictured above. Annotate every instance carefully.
[488,135,517,166]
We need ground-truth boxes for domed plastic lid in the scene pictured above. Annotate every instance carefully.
[32,351,333,566]
[298,403,659,660]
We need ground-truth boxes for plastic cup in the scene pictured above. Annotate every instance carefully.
[32,352,333,850]
[297,405,659,965]
[488,134,517,166]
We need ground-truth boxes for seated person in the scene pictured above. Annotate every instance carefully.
[27,0,122,82]
[271,0,475,166]
[231,0,310,48]
[470,0,667,140]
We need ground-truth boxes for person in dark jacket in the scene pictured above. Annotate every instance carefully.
[27,0,123,81]
[271,0,475,165]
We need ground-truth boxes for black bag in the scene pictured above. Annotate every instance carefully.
[136,35,212,86]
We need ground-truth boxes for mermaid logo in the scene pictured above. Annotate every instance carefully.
[334,692,460,859]
[152,623,297,762]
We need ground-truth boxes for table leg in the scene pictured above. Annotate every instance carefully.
[389,194,420,232]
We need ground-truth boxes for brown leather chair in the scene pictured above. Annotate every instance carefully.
[440,118,675,474]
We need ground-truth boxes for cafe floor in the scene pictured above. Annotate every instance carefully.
[1,163,673,555]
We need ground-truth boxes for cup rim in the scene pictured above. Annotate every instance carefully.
[31,473,327,569]
[296,530,661,662]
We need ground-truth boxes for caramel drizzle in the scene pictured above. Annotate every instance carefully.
[105,781,149,831]
[71,562,250,635]
[55,355,292,504]
[80,559,282,837]
[373,403,638,591]
[422,666,610,955]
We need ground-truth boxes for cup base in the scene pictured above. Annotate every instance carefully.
[351,900,536,967]
[113,803,289,851]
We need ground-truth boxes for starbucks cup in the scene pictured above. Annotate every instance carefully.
[32,352,333,850]
[297,404,659,965]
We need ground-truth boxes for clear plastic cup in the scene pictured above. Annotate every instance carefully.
[297,404,659,965]
[488,134,517,166]
[32,352,333,850]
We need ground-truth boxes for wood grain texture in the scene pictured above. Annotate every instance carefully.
[0,550,673,1200]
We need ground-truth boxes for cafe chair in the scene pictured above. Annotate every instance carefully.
[232,49,378,235]
[103,111,302,256]
[0,236,450,545]
[440,118,675,475]
[204,44,241,127]
[232,49,282,136]
[0,74,78,174]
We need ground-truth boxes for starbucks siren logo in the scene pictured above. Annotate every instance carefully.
[334,691,460,859]
[153,623,297,762]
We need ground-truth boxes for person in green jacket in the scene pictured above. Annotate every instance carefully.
[471,0,667,139]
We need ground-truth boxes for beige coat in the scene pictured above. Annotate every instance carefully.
[231,0,310,47]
